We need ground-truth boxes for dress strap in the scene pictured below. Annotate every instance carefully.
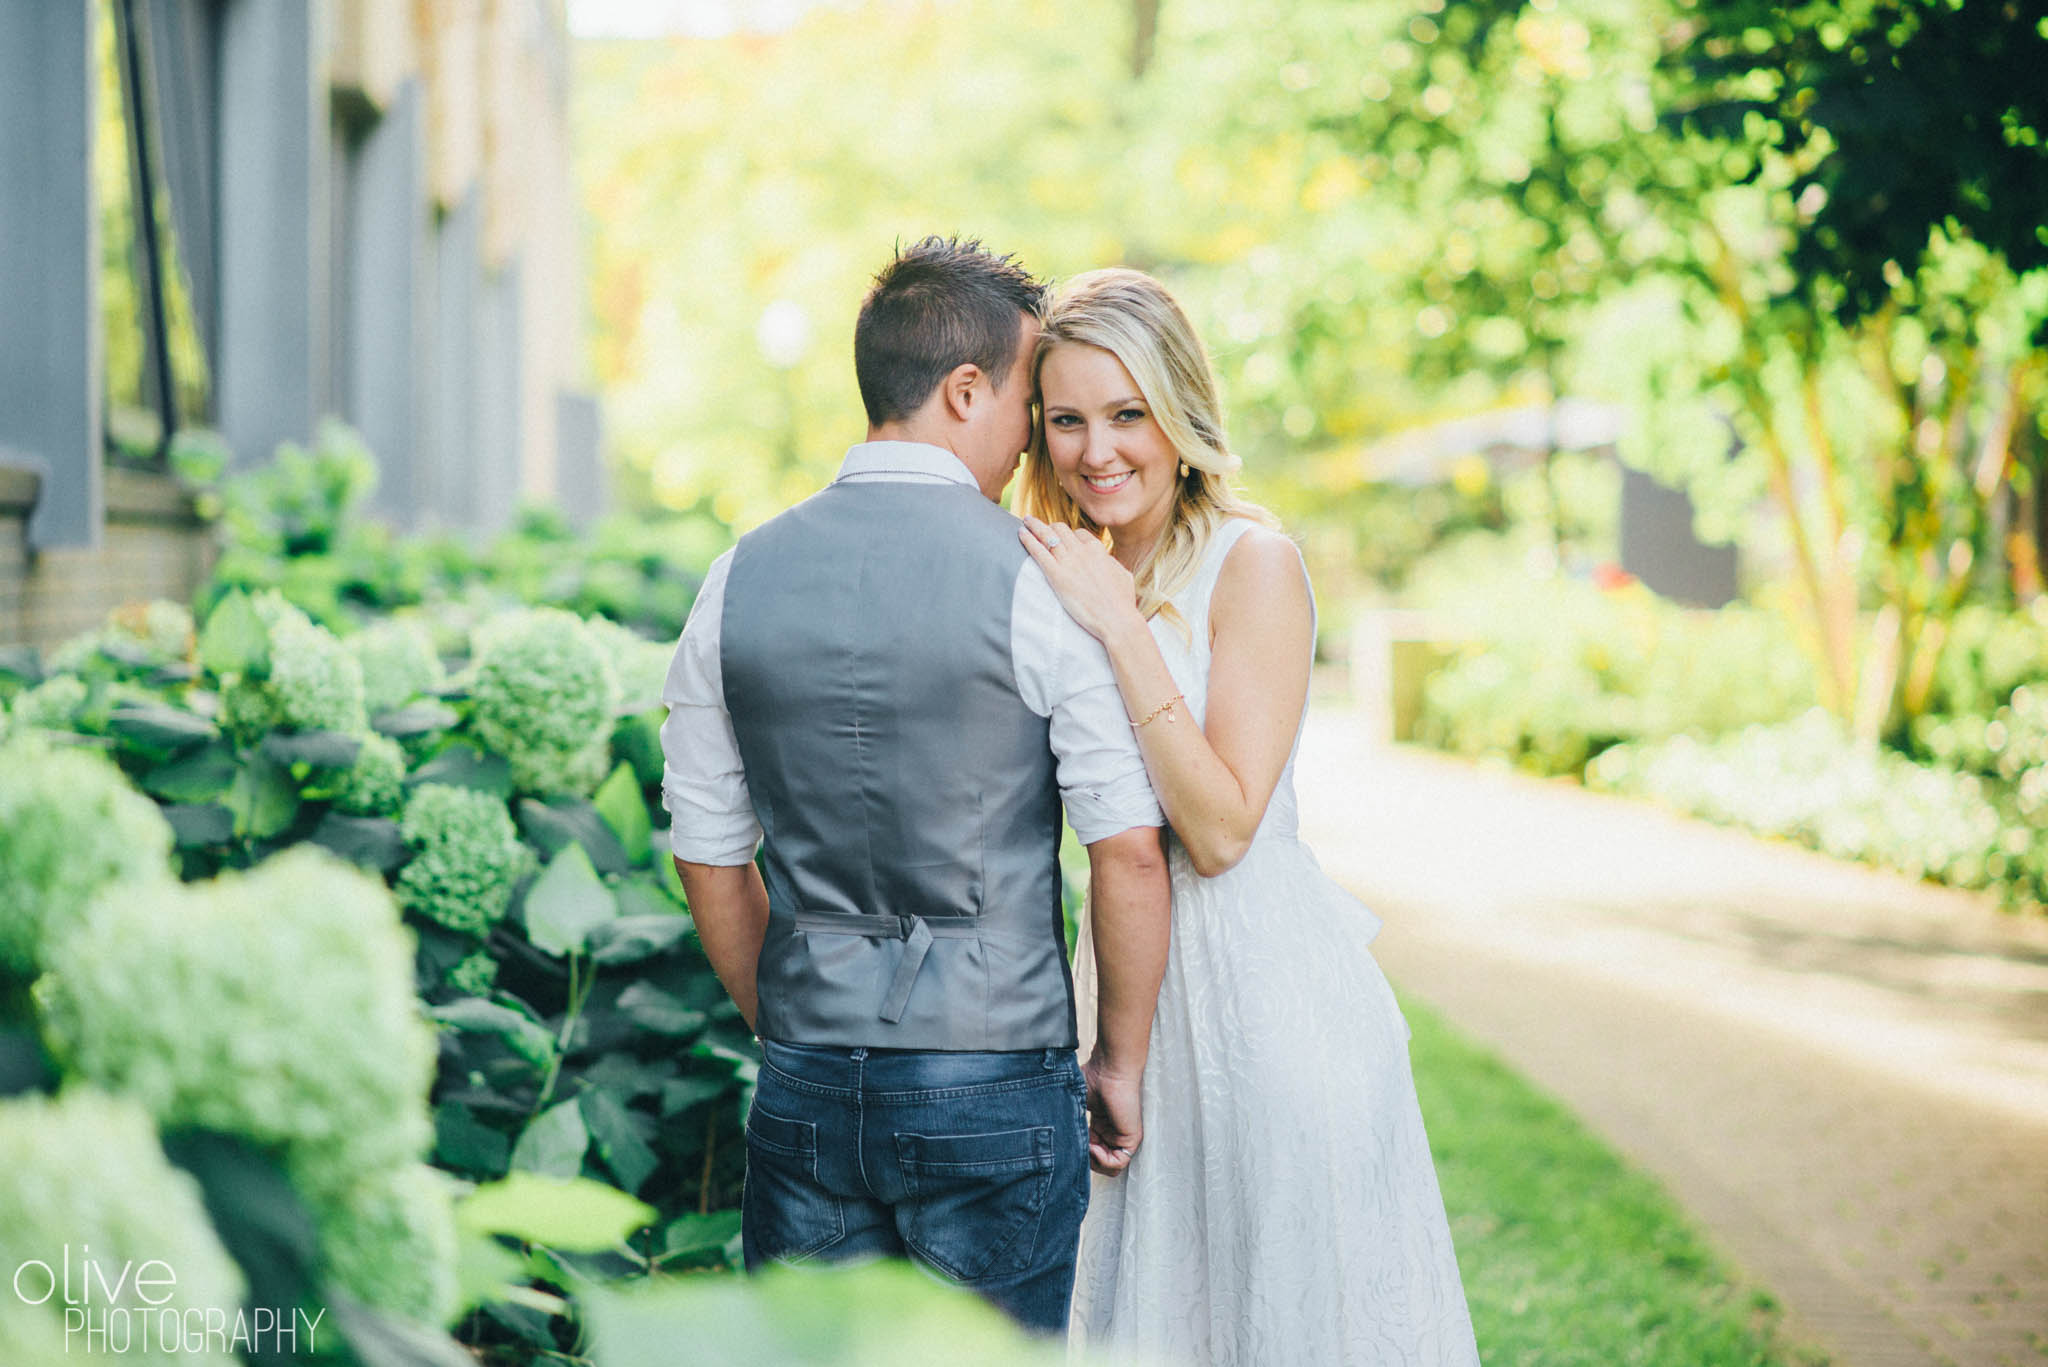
[1185,519,1317,659]
[1186,519,1259,616]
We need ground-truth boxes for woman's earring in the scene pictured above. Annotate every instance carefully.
[1178,461,1190,478]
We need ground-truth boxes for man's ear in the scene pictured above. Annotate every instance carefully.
[940,362,985,423]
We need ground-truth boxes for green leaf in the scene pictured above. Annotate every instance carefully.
[459,1171,653,1249]
[615,876,685,920]
[587,914,692,966]
[429,998,557,1071]
[580,1259,1043,1367]
[658,1074,735,1118]
[509,1100,591,1179]
[142,740,239,803]
[162,802,235,848]
[260,729,362,769]
[593,758,655,864]
[0,645,44,687]
[593,762,654,867]
[452,1229,527,1315]
[579,1089,660,1195]
[656,841,686,903]
[372,701,460,738]
[659,1210,742,1259]
[522,843,618,957]
[434,1101,512,1177]
[410,744,512,798]
[518,797,633,877]
[98,638,157,670]
[198,591,270,679]
[615,982,706,1038]
[309,811,408,873]
[581,1052,678,1100]
[159,1130,321,1324]
[0,1028,55,1098]
[613,709,667,789]
[323,1296,477,1367]
[226,750,299,840]
[107,702,218,755]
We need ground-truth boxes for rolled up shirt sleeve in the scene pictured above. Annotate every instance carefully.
[1012,563,1165,845]
[660,550,763,865]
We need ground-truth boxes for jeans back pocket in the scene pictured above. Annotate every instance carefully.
[895,1125,1056,1282]
[743,1103,843,1264]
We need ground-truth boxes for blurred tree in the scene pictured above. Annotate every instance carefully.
[573,0,2047,716]
[1647,0,2048,729]
[1669,0,2048,333]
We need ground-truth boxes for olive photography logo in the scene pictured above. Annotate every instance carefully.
[12,1246,324,1356]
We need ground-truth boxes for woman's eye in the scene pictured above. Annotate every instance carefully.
[1115,408,1146,423]
[1048,414,1079,428]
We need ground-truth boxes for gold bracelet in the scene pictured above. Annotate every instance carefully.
[1130,693,1184,728]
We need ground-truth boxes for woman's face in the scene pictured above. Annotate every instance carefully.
[1038,342,1180,539]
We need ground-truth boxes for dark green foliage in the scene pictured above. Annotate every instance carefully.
[1669,0,2048,331]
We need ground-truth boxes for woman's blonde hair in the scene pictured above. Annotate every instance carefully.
[1015,268,1279,631]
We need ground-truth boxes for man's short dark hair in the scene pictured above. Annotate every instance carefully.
[854,236,1048,427]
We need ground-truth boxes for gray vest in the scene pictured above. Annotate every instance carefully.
[720,479,1073,1050]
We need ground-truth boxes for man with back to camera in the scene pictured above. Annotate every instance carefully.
[659,236,1172,1332]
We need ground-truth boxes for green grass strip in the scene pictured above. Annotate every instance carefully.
[1405,998,1828,1367]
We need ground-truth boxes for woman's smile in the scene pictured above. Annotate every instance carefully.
[1039,341,1182,557]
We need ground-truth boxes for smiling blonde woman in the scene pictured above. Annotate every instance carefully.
[1018,267,1481,1366]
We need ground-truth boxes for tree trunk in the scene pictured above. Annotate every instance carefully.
[1131,0,1159,77]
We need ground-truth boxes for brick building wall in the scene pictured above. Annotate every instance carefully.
[0,467,213,650]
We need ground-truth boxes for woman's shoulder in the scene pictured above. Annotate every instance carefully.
[1209,521,1310,627]
[1215,521,1303,582]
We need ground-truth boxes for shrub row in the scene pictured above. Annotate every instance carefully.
[1589,711,2048,911]
[1408,543,2048,912]
[0,571,774,1360]
[1414,568,1818,776]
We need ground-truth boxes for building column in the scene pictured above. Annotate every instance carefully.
[342,78,430,526]
[427,188,481,527]
[214,0,327,469]
[0,1,101,549]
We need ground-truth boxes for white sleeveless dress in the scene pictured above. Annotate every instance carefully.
[1069,519,1481,1366]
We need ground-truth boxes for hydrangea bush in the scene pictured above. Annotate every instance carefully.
[469,606,622,796]
[36,846,436,1200]
[0,1090,246,1367]
[397,783,536,937]
[347,617,447,718]
[220,591,369,744]
[0,735,174,977]
[0,429,753,1365]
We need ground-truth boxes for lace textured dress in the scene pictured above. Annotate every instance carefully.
[1069,519,1481,1366]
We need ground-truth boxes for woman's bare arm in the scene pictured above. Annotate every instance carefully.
[1022,521,1313,877]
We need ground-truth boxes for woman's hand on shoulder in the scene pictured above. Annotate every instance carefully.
[1019,515,1144,643]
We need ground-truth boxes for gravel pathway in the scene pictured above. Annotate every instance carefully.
[1293,707,2048,1367]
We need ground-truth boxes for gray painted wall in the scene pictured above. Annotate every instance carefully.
[215,0,326,469]
[0,1,102,550]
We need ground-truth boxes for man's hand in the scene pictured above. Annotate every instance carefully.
[1082,1050,1144,1176]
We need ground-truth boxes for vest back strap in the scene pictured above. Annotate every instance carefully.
[791,913,983,1024]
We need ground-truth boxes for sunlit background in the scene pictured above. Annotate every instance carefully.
[2,1,2046,1363]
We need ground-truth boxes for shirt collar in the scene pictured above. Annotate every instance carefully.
[833,441,979,487]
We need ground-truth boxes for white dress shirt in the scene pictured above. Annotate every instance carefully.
[661,441,1164,865]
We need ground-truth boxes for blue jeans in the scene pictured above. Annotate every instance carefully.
[742,1040,1090,1335]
